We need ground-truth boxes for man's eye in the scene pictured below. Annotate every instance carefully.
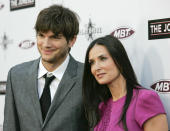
[37,33,44,37]
[51,36,61,39]
[52,34,63,39]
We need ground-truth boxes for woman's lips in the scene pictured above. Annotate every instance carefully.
[96,73,105,78]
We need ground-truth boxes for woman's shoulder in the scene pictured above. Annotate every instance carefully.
[134,86,158,99]
[132,87,164,109]
[134,87,166,127]
[134,87,165,113]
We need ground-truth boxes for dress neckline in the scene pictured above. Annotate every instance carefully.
[109,95,126,103]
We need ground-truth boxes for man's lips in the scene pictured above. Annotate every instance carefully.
[42,49,54,55]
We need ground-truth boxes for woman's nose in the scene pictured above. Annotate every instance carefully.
[93,61,101,71]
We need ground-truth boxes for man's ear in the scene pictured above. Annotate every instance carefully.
[68,36,77,47]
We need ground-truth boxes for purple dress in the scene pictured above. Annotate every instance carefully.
[94,88,166,131]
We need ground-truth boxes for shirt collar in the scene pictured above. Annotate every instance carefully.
[38,55,70,81]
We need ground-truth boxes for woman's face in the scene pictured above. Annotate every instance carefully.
[89,44,120,85]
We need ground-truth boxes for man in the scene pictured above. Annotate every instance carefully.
[3,5,88,131]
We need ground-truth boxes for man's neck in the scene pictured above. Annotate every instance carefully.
[42,55,68,72]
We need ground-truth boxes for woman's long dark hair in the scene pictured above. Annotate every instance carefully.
[82,35,140,131]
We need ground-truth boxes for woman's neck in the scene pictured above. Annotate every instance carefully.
[108,74,127,101]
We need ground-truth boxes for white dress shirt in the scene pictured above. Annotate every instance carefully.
[37,55,70,102]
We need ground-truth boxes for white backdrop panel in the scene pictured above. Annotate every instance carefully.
[0,0,170,128]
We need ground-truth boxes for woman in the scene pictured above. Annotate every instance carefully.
[82,35,168,131]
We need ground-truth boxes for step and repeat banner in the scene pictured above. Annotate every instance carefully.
[0,0,170,129]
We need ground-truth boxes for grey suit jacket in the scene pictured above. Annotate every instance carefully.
[3,55,89,131]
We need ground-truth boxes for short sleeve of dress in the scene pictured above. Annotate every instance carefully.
[135,89,166,128]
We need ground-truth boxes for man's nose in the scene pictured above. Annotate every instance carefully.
[43,38,51,47]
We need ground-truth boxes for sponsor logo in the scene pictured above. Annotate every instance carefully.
[10,0,35,11]
[0,3,4,10]
[151,80,170,93]
[111,27,135,39]
[148,18,170,40]
[0,33,13,50]
[19,40,35,49]
[79,19,102,41]
[0,81,6,95]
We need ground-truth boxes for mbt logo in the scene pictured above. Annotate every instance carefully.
[19,40,35,49]
[111,27,135,39]
[151,80,170,93]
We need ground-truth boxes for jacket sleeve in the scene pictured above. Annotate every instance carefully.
[3,68,20,131]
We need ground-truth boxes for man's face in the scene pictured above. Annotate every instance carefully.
[37,31,74,67]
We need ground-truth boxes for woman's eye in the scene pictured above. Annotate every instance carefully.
[89,60,94,65]
[100,57,107,61]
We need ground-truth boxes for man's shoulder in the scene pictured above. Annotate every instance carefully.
[69,55,84,67]
[73,59,84,71]
[69,56,84,76]
[76,60,84,67]
[10,58,39,72]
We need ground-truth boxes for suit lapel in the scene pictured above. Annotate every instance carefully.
[43,56,78,127]
[27,58,43,125]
